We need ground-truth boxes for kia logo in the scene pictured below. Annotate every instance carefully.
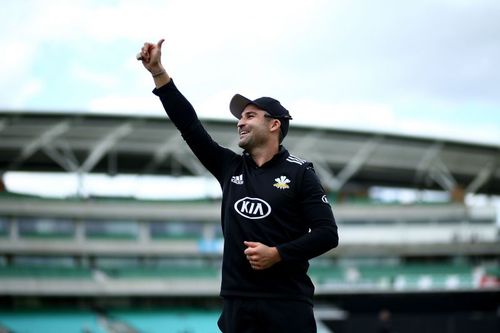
[234,197,271,220]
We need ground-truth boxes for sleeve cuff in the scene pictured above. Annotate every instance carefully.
[276,245,289,262]
[152,79,175,96]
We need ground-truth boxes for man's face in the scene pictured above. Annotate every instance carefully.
[237,105,275,150]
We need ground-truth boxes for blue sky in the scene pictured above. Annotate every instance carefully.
[1,0,500,146]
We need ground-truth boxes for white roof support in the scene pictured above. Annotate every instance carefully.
[414,142,444,184]
[171,151,209,176]
[429,159,457,192]
[311,160,340,191]
[8,120,70,170]
[42,142,79,172]
[466,161,496,194]
[332,136,383,191]
[292,134,382,192]
[142,133,183,174]
[78,122,134,173]
[291,131,325,154]
[1,112,499,195]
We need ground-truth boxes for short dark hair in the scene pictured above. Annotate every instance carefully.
[264,114,287,143]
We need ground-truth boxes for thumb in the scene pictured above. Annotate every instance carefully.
[157,38,165,48]
[244,241,259,248]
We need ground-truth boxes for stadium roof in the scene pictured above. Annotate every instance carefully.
[1,111,499,195]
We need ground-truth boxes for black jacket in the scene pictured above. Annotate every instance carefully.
[154,80,339,304]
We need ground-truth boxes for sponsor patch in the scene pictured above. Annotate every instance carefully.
[234,197,271,219]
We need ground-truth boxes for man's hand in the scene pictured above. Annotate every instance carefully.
[138,38,170,87]
[244,241,282,270]
[138,38,165,72]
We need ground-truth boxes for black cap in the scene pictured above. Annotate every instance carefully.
[229,94,293,139]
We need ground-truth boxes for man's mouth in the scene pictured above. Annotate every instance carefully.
[239,130,249,138]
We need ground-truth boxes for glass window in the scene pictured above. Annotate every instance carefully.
[17,217,74,238]
[13,256,76,267]
[150,221,204,240]
[85,219,139,240]
[95,257,140,269]
[0,217,9,236]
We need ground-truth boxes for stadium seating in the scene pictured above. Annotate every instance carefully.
[0,310,221,333]
[0,311,107,333]
[0,266,92,278]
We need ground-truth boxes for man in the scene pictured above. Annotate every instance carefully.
[138,39,339,333]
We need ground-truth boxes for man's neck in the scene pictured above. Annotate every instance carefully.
[249,144,280,167]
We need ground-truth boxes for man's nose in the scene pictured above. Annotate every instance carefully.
[237,118,245,128]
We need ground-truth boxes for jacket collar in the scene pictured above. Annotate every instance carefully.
[243,145,289,168]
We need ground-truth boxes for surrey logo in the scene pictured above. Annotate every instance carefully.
[273,176,291,190]
[234,197,271,220]
[231,174,244,185]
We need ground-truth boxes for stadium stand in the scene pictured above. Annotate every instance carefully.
[0,112,499,332]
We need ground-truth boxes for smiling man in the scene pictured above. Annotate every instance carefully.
[138,39,339,333]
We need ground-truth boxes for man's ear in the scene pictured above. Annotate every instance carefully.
[269,119,281,133]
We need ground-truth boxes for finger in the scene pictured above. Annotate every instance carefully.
[143,42,156,55]
[139,43,152,61]
[244,241,259,248]
[157,38,165,48]
[247,255,258,261]
[244,245,254,253]
[249,256,261,264]
[138,54,149,63]
[137,52,149,62]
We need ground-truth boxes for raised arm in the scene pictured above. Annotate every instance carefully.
[136,39,238,183]
[138,39,171,88]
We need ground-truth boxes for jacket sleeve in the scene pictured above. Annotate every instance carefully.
[276,165,339,262]
[153,80,237,183]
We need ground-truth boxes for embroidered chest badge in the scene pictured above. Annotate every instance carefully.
[231,174,244,185]
[273,176,291,190]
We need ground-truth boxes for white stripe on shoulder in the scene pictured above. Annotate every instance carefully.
[286,158,303,165]
[286,155,307,165]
